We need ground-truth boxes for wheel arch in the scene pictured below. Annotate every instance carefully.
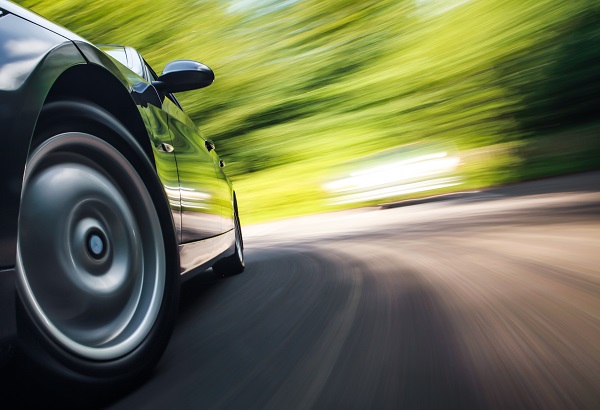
[39,63,155,165]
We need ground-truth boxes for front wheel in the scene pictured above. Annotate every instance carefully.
[15,102,178,396]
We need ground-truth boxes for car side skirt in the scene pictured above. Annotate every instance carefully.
[179,230,235,281]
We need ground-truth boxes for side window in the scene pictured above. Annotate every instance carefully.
[128,48,148,79]
[101,46,128,68]
[145,60,158,81]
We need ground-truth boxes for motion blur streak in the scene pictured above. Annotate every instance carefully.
[104,172,600,409]
[17,0,600,223]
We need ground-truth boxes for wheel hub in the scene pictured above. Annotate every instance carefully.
[86,229,107,260]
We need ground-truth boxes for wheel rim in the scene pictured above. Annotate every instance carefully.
[17,133,165,361]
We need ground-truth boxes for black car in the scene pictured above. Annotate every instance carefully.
[0,0,244,392]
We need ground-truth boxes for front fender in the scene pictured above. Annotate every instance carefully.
[0,12,85,268]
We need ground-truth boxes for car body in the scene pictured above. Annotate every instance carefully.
[0,0,244,392]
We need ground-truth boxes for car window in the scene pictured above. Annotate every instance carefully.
[125,47,146,79]
[101,45,128,68]
[101,45,150,80]
[145,59,159,81]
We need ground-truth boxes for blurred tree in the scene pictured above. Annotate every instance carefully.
[14,0,600,178]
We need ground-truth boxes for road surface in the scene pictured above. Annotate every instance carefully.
[11,172,600,408]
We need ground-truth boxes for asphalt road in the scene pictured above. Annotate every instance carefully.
[10,172,600,409]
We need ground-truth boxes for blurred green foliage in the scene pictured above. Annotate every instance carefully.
[17,0,600,222]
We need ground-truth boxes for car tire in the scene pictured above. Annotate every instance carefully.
[212,196,245,276]
[15,101,179,399]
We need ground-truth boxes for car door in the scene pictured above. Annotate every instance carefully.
[113,48,228,242]
[111,47,225,242]
[160,96,224,242]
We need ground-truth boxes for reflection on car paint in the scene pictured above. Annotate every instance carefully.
[0,15,63,91]
[162,97,223,241]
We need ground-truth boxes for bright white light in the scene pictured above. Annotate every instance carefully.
[324,150,463,204]
[324,153,461,193]
[331,177,462,204]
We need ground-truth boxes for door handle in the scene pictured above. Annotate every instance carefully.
[157,142,174,153]
[205,140,215,152]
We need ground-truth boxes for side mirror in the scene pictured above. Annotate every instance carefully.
[153,60,214,93]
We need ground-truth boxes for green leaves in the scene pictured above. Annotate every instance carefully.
[16,0,600,221]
